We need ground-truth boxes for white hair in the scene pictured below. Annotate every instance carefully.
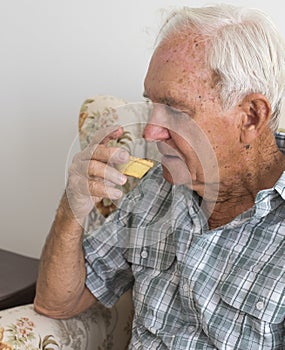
[156,4,285,131]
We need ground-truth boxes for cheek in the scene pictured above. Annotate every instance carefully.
[176,136,204,168]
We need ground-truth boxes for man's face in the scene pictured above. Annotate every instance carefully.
[143,32,242,196]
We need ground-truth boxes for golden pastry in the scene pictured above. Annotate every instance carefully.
[118,156,154,179]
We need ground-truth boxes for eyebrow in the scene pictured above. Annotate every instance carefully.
[143,92,195,115]
[143,92,182,106]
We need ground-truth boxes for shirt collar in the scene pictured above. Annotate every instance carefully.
[273,171,285,200]
[275,130,285,153]
[253,132,285,216]
[268,131,285,199]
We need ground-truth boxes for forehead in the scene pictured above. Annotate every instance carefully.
[156,32,207,66]
[144,32,215,105]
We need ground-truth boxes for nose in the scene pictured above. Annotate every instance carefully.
[143,123,170,141]
[143,105,170,142]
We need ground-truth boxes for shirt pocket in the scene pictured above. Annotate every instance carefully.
[124,229,176,271]
[219,266,285,324]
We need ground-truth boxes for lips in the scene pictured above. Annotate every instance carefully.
[157,142,182,160]
[162,154,181,161]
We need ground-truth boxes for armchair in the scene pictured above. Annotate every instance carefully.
[1,95,284,349]
[0,95,157,350]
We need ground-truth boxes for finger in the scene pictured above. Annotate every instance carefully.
[89,125,124,146]
[68,173,123,200]
[69,156,127,187]
[82,144,129,164]
[89,179,123,200]
[87,160,127,185]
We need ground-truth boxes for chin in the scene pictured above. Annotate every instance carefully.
[161,164,194,186]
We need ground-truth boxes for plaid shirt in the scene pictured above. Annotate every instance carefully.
[84,133,285,349]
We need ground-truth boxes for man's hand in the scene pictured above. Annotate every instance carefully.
[34,126,129,319]
[65,125,129,221]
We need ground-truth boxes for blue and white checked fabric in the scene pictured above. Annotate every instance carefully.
[84,132,285,349]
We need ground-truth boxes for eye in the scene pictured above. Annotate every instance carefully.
[167,105,183,116]
[143,97,152,104]
[165,105,192,122]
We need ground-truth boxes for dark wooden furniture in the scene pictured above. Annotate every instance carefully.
[0,249,39,310]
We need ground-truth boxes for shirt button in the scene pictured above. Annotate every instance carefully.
[141,250,148,259]
[183,284,189,293]
[255,301,265,311]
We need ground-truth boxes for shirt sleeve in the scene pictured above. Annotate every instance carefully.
[82,180,144,307]
[83,206,137,308]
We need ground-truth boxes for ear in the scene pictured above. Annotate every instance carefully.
[239,94,271,144]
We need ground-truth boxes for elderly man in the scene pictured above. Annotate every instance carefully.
[34,4,285,349]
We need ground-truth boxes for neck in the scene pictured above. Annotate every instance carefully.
[201,131,285,230]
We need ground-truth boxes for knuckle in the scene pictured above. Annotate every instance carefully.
[90,143,103,159]
[88,178,101,195]
[72,151,82,163]
[87,160,101,178]
[67,173,80,191]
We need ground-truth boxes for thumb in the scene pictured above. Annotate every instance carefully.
[90,125,124,146]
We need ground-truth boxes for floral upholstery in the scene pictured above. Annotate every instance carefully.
[0,95,158,350]
[79,95,158,228]
[0,289,133,350]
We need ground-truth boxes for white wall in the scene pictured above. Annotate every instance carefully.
[1,0,284,258]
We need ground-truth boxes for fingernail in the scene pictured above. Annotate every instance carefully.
[119,174,127,185]
[112,189,123,199]
[119,149,129,162]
